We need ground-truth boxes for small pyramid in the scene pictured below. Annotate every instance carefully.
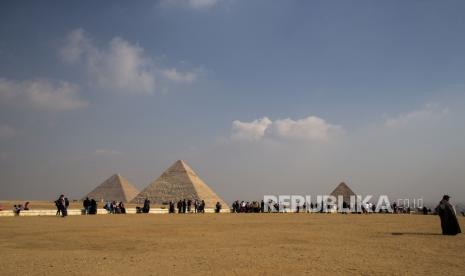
[330,182,356,204]
[83,174,139,202]
[131,160,228,208]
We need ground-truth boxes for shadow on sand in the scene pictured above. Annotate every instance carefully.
[391,232,441,236]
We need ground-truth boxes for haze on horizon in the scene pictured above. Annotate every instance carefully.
[1,0,465,205]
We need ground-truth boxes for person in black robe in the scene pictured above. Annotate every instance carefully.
[119,202,126,214]
[200,200,205,213]
[187,199,192,213]
[83,197,90,215]
[55,200,61,216]
[57,195,67,217]
[436,195,461,235]
[89,199,97,215]
[215,201,221,213]
[182,199,187,213]
[422,206,428,215]
[143,199,150,213]
[177,200,182,213]
[169,201,175,213]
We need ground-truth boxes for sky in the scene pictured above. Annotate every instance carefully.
[1,0,465,205]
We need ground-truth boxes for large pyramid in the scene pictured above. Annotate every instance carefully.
[330,182,356,204]
[84,174,139,203]
[131,160,228,208]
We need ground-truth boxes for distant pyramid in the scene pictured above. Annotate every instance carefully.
[84,174,139,203]
[131,160,228,208]
[330,182,356,204]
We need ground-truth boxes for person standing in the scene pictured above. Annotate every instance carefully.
[143,198,150,213]
[215,202,222,213]
[422,206,428,215]
[200,200,205,213]
[57,195,67,217]
[13,205,21,216]
[187,199,192,213]
[169,201,175,213]
[55,199,61,216]
[90,199,97,215]
[182,199,187,214]
[436,195,461,235]
[83,197,90,215]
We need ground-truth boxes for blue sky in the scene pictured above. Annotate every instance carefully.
[1,0,465,204]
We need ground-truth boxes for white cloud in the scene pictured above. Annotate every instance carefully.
[162,68,197,83]
[94,149,122,156]
[232,117,272,141]
[384,104,449,128]
[60,29,197,94]
[61,29,155,94]
[231,116,342,142]
[267,116,343,141]
[0,78,88,111]
[0,125,16,140]
[60,28,93,64]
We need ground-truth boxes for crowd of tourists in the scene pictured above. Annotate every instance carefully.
[6,193,462,236]
[231,200,265,213]
[228,200,435,214]
[103,200,126,214]
[167,199,222,213]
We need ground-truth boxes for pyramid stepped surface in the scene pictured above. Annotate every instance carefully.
[330,182,356,203]
[84,174,139,203]
[131,160,228,208]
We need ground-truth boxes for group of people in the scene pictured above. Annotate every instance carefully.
[168,199,208,213]
[82,197,98,215]
[13,202,30,215]
[55,195,69,217]
[17,193,464,237]
[136,198,151,213]
[103,200,126,214]
[231,200,265,213]
[231,200,346,213]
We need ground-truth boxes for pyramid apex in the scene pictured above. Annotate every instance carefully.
[330,181,356,203]
[83,174,139,202]
[131,160,228,208]
[172,159,191,170]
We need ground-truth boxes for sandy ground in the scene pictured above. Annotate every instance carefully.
[0,214,464,275]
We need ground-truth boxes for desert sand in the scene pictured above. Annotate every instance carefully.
[0,213,464,275]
